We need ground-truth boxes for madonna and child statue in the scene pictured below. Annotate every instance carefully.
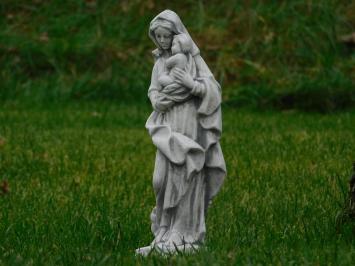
[136,10,226,255]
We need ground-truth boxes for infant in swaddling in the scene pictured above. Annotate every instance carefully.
[157,33,193,104]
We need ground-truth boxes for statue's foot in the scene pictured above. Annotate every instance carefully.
[136,240,201,256]
[154,231,200,254]
[155,241,200,254]
[151,227,168,246]
[164,231,184,247]
[136,231,201,256]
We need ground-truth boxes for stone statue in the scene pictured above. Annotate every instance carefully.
[136,10,226,255]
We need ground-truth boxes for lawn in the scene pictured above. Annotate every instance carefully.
[0,102,355,265]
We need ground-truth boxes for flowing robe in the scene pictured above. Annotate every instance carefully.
[146,52,226,245]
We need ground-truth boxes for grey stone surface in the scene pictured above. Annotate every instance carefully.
[136,243,201,256]
[137,10,226,256]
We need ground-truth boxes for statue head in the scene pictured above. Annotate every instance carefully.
[149,10,200,58]
[150,19,176,51]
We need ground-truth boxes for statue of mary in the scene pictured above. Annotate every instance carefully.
[137,10,226,255]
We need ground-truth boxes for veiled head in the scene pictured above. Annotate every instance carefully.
[149,10,200,57]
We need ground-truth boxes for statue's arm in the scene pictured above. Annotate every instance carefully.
[148,61,173,112]
[190,80,206,97]
[190,55,220,98]
[148,62,160,104]
[193,56,222,115]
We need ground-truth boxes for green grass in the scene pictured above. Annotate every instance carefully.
[0,0,354,110]
[0,102,355,265]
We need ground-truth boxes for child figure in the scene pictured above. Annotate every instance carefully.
[158,33,192,87]
[156,33,193,106]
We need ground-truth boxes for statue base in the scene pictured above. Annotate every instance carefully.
[135,243,201,256]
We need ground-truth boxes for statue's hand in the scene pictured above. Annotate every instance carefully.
[172,68,194,90]
[152,94,173,112]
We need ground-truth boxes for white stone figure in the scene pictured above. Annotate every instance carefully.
[136,10,226,256]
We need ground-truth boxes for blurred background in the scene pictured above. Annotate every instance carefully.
[1,0,354,112]
[1,2,355,264]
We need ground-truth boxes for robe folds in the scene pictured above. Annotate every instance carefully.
[145,9,226,246]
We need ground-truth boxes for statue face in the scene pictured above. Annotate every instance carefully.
[154,26,173,50]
